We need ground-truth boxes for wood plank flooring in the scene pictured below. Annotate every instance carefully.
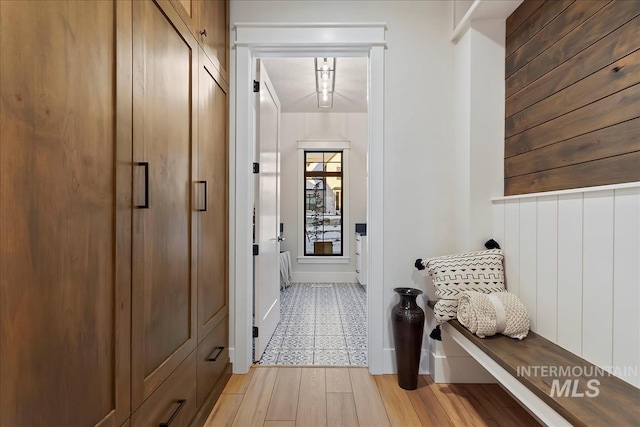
[204,367,541,427]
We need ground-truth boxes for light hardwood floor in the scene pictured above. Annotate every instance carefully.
[204,367,541,426]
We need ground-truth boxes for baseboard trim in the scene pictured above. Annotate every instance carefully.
[228,347,235,369]
[291,271,357,283]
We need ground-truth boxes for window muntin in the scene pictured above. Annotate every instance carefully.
[304,151,343,256]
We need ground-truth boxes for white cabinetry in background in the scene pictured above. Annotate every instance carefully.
[355,233,367,288]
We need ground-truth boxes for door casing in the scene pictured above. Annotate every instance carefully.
[230,23,386,374]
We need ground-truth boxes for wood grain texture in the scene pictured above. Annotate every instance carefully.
[192,363,233,427]
[375,375,421,427]
[506,0,608,77]
[210,368,539,427]
[115,1,134,424]
[479,384,520,408]
[506,49,640,137]
[506,0,575,59]
[430,383,486,427]
[506,0,545,38]
[264,421,297,427]
[196,0,228,77]
[131,351,197,427]
[505,83,640,158]
[0,1,124,425]
[454,385,504,426]
[203,394,243,427]
[223,367,256,394]
[131,0,198,408]
[232,367,278,426]
[406,376,453,427]
[446,319,640,427]
[179,0,192,16]
[460,384,539,427]
[197,316,230,408]
[505,151,640,195]
[326,393,359,427]
[506,0,640,97]
[349,368,390,427]
[505,118,640,178]
[197,48,229,342]
[169,0,197,36]
[168,0,229,83]
[506,18,640,117]
[326,368,353,393]
[266,368,302,421]
[296,368,327,427]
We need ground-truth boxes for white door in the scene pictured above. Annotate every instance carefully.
[254,60,281,361]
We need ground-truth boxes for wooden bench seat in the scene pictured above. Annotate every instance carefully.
[427,301,640,426]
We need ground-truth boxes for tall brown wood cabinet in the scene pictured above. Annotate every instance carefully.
[171,0,229,80]
[0,1,230,426]
[195,47,229,410]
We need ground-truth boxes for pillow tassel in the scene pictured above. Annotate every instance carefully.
[429,325,441,341]
[484,239,501,249]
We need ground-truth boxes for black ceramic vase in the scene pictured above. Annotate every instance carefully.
[392,287,425,390]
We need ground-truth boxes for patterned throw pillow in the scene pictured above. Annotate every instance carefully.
[422,249,506,324]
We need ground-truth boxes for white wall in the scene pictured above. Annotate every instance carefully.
[452,21,505,254]
[469,21,505,247]
[431,18,507,383]
[279,113,367,282]
[452,30,471,253]
[453,1,475,30]
[493,186,640,388]
[231,0,458,373]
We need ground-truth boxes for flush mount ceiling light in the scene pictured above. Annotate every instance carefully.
[315,57,336,108]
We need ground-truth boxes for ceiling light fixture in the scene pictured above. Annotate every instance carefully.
[315,57,336,108]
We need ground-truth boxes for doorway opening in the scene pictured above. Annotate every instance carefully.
[232,23,386,374]
[253,56,369,366]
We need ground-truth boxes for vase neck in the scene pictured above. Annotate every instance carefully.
[399,295,418,309]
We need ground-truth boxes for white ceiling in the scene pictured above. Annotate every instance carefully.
[261,57,368,113]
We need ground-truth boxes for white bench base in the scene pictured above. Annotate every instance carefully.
[441,322,572,427]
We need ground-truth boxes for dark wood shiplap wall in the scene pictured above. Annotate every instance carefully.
[504,0,640,196]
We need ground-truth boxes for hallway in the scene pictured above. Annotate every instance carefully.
[204,367,540,426]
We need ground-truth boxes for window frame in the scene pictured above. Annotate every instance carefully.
[297,140,350,264]
[303,150,344,256]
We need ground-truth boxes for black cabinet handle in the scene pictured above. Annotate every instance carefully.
[136,162,149,209]
[159,399,186,427]
[197,180,208,212]
[207,346,225,362]
[200,29,207,38]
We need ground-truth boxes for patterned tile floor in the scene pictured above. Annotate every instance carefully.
[256,283,367,366]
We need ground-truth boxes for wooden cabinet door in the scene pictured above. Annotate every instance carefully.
[171,0,197,36]
[197,49,229,342]
[0,1,132,426]
[131,0,198,410]
[195,0,228,76]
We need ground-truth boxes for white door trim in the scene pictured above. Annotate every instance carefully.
[229,23,386,374]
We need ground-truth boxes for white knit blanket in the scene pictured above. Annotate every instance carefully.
[457,291,529,340]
